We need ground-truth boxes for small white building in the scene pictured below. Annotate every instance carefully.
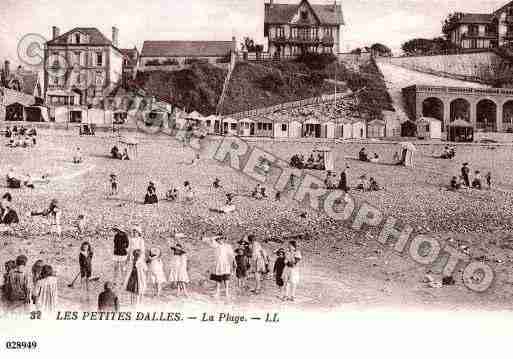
[352,120,367,139]
[273,119,289,138]
[417,116,442,140]
[367,119,385,138]
[383,110,401,137]
[289,120,302,138]
[323,120,337,139]
[238,118,255,136]
[222,117,238,135]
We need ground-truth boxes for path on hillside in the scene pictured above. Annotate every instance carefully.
[376,62,490,122]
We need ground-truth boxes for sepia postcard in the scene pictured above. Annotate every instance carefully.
[1,0,513,357]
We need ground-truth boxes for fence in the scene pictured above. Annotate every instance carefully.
[227,91,352,120]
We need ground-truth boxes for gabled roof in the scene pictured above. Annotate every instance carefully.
[494,1,513,15]
[140,41,234,57]
[47,27,113,46]
[264,1,344,25]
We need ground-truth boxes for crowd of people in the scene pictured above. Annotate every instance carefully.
[110,145,130,160]
[290,152,326,170]
[358,147,380,163]
[450,163,491,191]
[0,226,303,314]
[4,125,37,148]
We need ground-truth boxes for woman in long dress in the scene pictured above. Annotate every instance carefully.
[124,249,147,306]
[128,226,146,263]
[202,234,235,299]
[32,265,58,313]
[282,240,302,302]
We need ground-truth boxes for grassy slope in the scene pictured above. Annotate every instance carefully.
[134,58,393,118]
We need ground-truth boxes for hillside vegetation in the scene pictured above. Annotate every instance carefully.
[135,55,393,118]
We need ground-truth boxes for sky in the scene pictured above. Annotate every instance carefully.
[0,0,509,69]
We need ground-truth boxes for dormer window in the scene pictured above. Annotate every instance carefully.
[75,34,80,44]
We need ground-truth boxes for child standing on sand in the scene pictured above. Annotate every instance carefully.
[485,172,492,189]
[147,247,166,297]
[234,248,249,293]
[109,174,119,196]
[273,248,286,299]
[79,242,93,293]
[168,243,189,296]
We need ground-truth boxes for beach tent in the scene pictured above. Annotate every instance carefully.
[313,146,335,171]
[87,108,106,125]
[417,117,441,140]
[352,120,367,139]
[367,119,386,138]
[323,121,336,139]
[238,117,255,136]
[398,141,417,168]
[273,118,289,138]
[25,106,49,122]
[447,119,473,142]
[203,115,217,134]
[5,102,25,121]
[118,135,139,158]
[383,111,401,137]
[222,117,238,135]
[401,120,417,137]
[288,120,302,138]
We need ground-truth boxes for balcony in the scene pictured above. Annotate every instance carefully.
[462,32,497,39]
[269,35,334,46]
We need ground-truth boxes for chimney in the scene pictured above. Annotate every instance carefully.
[112,26,119,48]
[269,0,273,6]
[232,36,237,52]
[52,26,60,40]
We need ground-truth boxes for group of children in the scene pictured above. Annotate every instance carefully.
[1,255,58,313]
[450,163,492,191]
[4,125,37,148]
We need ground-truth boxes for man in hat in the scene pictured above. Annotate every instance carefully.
[4,255,31,312]
[98,281,119,312]
[112,226,130,285]
[461,163,470,187]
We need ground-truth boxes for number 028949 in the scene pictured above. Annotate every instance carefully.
[5,340,38,350]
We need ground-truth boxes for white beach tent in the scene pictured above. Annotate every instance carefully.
[398,141,417,168]
[222,117,238,135]
[323,120,337,139]
[416,117,442,140]
[288,120,302,138]
[313,146,335,171]
[238,117,255,136]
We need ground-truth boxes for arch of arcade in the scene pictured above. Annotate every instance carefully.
[402,85,513,132]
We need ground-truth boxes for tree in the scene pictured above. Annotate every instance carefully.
[442,13,461,39]
[401,37,457,56]
[241,37,263,53]
[370,43,392,57]
[350,48,362,55]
